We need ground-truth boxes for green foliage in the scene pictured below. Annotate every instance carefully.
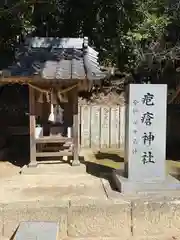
[0,0,179,84]
[123,4,170,69]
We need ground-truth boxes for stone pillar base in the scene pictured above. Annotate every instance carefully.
[113,169,180,194]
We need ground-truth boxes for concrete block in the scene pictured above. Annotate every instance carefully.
[2,200,68,239]
[68,199,131,238]
[132,197,180,238]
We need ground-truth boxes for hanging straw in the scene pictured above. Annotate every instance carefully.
[48,90,55,122]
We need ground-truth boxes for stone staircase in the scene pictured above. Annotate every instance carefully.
[0,163,180,240]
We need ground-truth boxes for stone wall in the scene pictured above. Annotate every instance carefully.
[1,197,180,239]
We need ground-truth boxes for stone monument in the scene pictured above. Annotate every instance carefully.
[113,84,180,193]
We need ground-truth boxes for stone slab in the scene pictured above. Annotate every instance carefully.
[0,174,102,190]
[132,196,180,237]
[20,164,87,176]
[14,221,59,240]
[2,200,68,239]
[124,84,167,182]
[113,170,180,194]
[0,177,106,203]
[68,199,131,239]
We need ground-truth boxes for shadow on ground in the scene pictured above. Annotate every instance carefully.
[166,141,180,162]
[95,151,124,162]
[0,135,30,167]
[79,157,118,191]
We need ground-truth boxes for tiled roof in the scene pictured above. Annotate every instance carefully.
[2,37,107,81]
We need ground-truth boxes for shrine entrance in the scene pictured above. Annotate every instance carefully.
[0,82,78,167]
[0,82,79,166]
[0,37,107,167]
[28,81,79,167]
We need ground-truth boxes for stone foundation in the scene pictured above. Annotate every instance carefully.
[113,170,180,194]
[0,196,180,240]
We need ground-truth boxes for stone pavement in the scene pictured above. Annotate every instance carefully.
[0,157,180,240]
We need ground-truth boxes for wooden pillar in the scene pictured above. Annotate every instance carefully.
[29,85,37,167]
[72,86,80,166]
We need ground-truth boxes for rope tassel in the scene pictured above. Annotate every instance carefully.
[48,91,55,122]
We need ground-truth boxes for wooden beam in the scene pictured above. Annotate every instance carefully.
[36,136,72,143]
[36,151,72,157]
[0,76,33,83]
[72,86,80,166]
[0,76,81,85]
[29,85,37,167]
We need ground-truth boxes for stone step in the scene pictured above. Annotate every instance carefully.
[0,195,180,240]
[0,174,102,188]
[0,199,131,240]
[20,163,87,175]
[0,170,106,204]
[0,183,106,204]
